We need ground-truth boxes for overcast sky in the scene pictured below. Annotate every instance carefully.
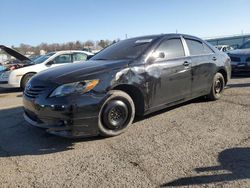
[1,0,250,46]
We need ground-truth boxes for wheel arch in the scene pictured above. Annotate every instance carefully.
[217,68,228,84]
[112,84,145,116]
[20,72,37,87]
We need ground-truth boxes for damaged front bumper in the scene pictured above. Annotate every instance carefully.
[22,93,105,138]
[23,111,99,138]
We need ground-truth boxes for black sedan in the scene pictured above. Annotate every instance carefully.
[23,34,231,138]
[228,40,250,73]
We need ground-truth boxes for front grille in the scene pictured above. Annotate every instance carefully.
[230,56,241,62]
[24,85,47,98]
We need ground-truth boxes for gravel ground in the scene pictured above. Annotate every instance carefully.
[0,77,249,188]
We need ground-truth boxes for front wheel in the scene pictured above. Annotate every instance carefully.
[207,72,225,100]
[21,73,35,90]
[98,90,135,137]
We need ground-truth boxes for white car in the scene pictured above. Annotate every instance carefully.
[0,45,93,89]
[215,45,234,52]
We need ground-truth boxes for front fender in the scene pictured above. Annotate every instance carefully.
[8,70,22,87]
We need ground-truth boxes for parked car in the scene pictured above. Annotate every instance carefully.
[23,34,231,138]
[0,45,93,89]
[215,45,234,52]
[227,40,250,73]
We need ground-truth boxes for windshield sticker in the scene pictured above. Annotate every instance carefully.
[135,39,153,44]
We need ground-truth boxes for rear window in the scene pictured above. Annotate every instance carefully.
[73,53,87,61]
[203,43,214,54]
[185,39,213,56]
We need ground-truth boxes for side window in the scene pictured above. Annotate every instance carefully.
[203,43,214,54]
[186,39,214,55]
[53,54,72,64]
[185,39,204,55]
[73,53,87,62]
[156,38,185,59]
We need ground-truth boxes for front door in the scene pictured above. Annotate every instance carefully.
[147,37,192,108]
[50,54,73,68]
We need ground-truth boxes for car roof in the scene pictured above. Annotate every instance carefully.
[52,50,93,56]
[128,33,203,41]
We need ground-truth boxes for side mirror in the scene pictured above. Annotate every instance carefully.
[147,56,156,64]
[147,52,165,64]
[158,52,165,59]
[87,55,94,60]
[46,60,54,66]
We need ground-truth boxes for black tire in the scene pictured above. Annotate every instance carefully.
[21,73,35,90]
[98,90,135,137]
[207,72,225,100]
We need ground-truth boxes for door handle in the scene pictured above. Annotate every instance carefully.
[183,61,190,66]
[212,57,217,61]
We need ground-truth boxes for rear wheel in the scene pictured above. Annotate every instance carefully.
[21,73,35,90]
[98,90,135,137]
[207,72,225,100]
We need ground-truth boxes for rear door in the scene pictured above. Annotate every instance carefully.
[183,37,217,97]
[148,37,192,107]
[72,53,88,63]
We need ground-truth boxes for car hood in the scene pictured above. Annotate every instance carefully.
[33,59,131,85]
[228,48,250,56]
[0,45,31,62]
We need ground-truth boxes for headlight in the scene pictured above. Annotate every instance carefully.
[50,79,99,97]
[1,71,10,79]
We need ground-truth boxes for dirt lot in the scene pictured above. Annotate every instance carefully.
[0,77,249,188]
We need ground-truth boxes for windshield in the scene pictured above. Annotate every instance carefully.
[91,37,156,61]
[30,55,41,61]
[239,41,250,49]
[32,52,55,64]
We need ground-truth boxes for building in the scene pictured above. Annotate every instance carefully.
[205,33,250,49]
[39,50,46,55]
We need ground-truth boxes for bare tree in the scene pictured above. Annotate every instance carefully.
[19,43,32,54]
[97,40,112,49]
[84,40,94,48]
[13,37,119,55]
[75,41,82,50]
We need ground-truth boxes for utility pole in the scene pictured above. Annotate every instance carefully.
[125,34,128,39]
